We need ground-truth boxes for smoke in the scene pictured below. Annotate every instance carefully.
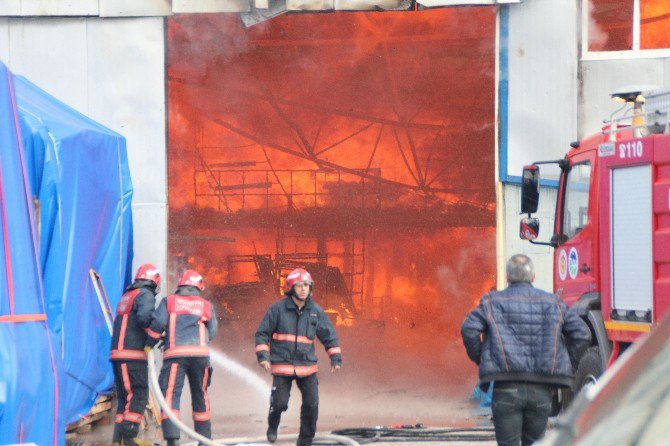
[167,8,496,212]
[587,0,609,51]
[167,7,498,431]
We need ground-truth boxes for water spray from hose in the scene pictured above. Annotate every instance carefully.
[147,348,359,446]
[209,348,270,398]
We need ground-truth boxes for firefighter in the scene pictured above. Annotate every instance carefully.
[110,263,162,446]
[147,269,218,446]
[255,268,342,446]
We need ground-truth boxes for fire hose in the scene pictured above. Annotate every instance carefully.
[146,348,359,446]
[328,427,496,443]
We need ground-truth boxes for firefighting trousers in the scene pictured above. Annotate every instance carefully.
[112,360,149,440]
[159,356,213,440]
[268,374,319,445]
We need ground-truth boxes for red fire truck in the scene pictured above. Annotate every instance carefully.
[519,87,670,392]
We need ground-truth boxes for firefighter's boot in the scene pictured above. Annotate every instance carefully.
[166,439,179,446]
[267,426,278,444]
[121,436,153,446]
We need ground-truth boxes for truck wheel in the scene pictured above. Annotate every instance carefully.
[574,346,604,391]
[558,346,604,412]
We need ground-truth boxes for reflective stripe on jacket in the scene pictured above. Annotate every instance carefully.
[110,283,157,361]
[255,296,341,376]
[148,286,218,358]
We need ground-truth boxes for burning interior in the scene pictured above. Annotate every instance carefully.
[168,8,497,391]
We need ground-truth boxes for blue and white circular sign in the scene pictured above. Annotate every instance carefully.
[568,247,579,279]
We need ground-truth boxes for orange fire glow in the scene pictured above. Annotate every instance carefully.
[168,8,497,388]
[641,0,670,49]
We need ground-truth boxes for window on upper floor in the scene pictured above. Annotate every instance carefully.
[584,0,670,56]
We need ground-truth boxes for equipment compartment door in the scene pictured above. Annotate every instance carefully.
[599,136,655,337]
[611,165,653,314]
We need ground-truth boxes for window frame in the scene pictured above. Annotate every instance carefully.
[581,0,670,60]
[561,161,592,241]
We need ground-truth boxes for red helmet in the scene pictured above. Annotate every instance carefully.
[135,263,161,286]
[284,268,313,293]
[179,269,205,291]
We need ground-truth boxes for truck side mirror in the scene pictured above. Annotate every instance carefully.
[520,217,540,241]
[521,165,540,214]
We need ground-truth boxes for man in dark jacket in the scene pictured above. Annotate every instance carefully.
[110,263,162,446]
[461,254,591,446]
[147,269,218,446]
[255,268,342,446]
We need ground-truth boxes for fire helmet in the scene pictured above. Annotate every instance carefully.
[179,269,205,291]
[284,268,313,293]
[135,263,161,286]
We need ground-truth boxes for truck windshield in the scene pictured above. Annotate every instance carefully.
[562,162,591,239]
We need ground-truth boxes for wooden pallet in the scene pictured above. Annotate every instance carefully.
[66,395,113,434]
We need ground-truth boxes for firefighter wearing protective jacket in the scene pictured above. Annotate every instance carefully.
[110,263,162,446]
[147,269,218,446]
[255,268,342,446]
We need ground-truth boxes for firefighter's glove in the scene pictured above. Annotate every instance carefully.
[331,365,341,373]
[144,345,152,355]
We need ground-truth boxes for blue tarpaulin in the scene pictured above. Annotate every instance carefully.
[0,61,134,443]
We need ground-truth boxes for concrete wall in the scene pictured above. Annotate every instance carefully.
[498,0,578,290]
[505,0,578,181]
[0,17,168,285]
[7,3,668,301]
[580,57,670,137]
[502,1,670,293]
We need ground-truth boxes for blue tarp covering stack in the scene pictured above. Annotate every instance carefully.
[0,61,134,444]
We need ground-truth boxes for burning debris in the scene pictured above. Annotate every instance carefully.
[168,7,497,391]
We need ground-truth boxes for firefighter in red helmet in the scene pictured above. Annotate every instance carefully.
[147,269,218,446]
[255,268,342,446]
[110,263,162,446]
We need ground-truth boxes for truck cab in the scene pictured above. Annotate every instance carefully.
[520,88,670,392]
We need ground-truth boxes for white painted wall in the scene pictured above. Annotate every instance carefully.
[5,3,666,305]
[580,57,670,137]
[0,0,98,16]
[503,3,670,294]
[0,17,167,286]
[506,0,578,181]
[498,0,579,291]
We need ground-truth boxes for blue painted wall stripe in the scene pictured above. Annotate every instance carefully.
[498,6,559,189]
[498,5,510,183]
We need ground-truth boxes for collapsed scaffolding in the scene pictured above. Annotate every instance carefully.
[172,118,492,323]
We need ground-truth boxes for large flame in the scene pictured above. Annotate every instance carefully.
[641,0,670,49]
[168,8,497,390]
[588,0,670,51]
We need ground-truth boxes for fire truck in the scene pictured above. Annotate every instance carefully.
[519,87,670,393]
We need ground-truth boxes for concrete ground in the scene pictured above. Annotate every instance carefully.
[69,326,497,445]
[68,366,496,445]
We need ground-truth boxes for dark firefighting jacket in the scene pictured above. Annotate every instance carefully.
[461,282,591,388]
[110,281,158,361]
[147,285,218,359]
[255,296,342,376]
